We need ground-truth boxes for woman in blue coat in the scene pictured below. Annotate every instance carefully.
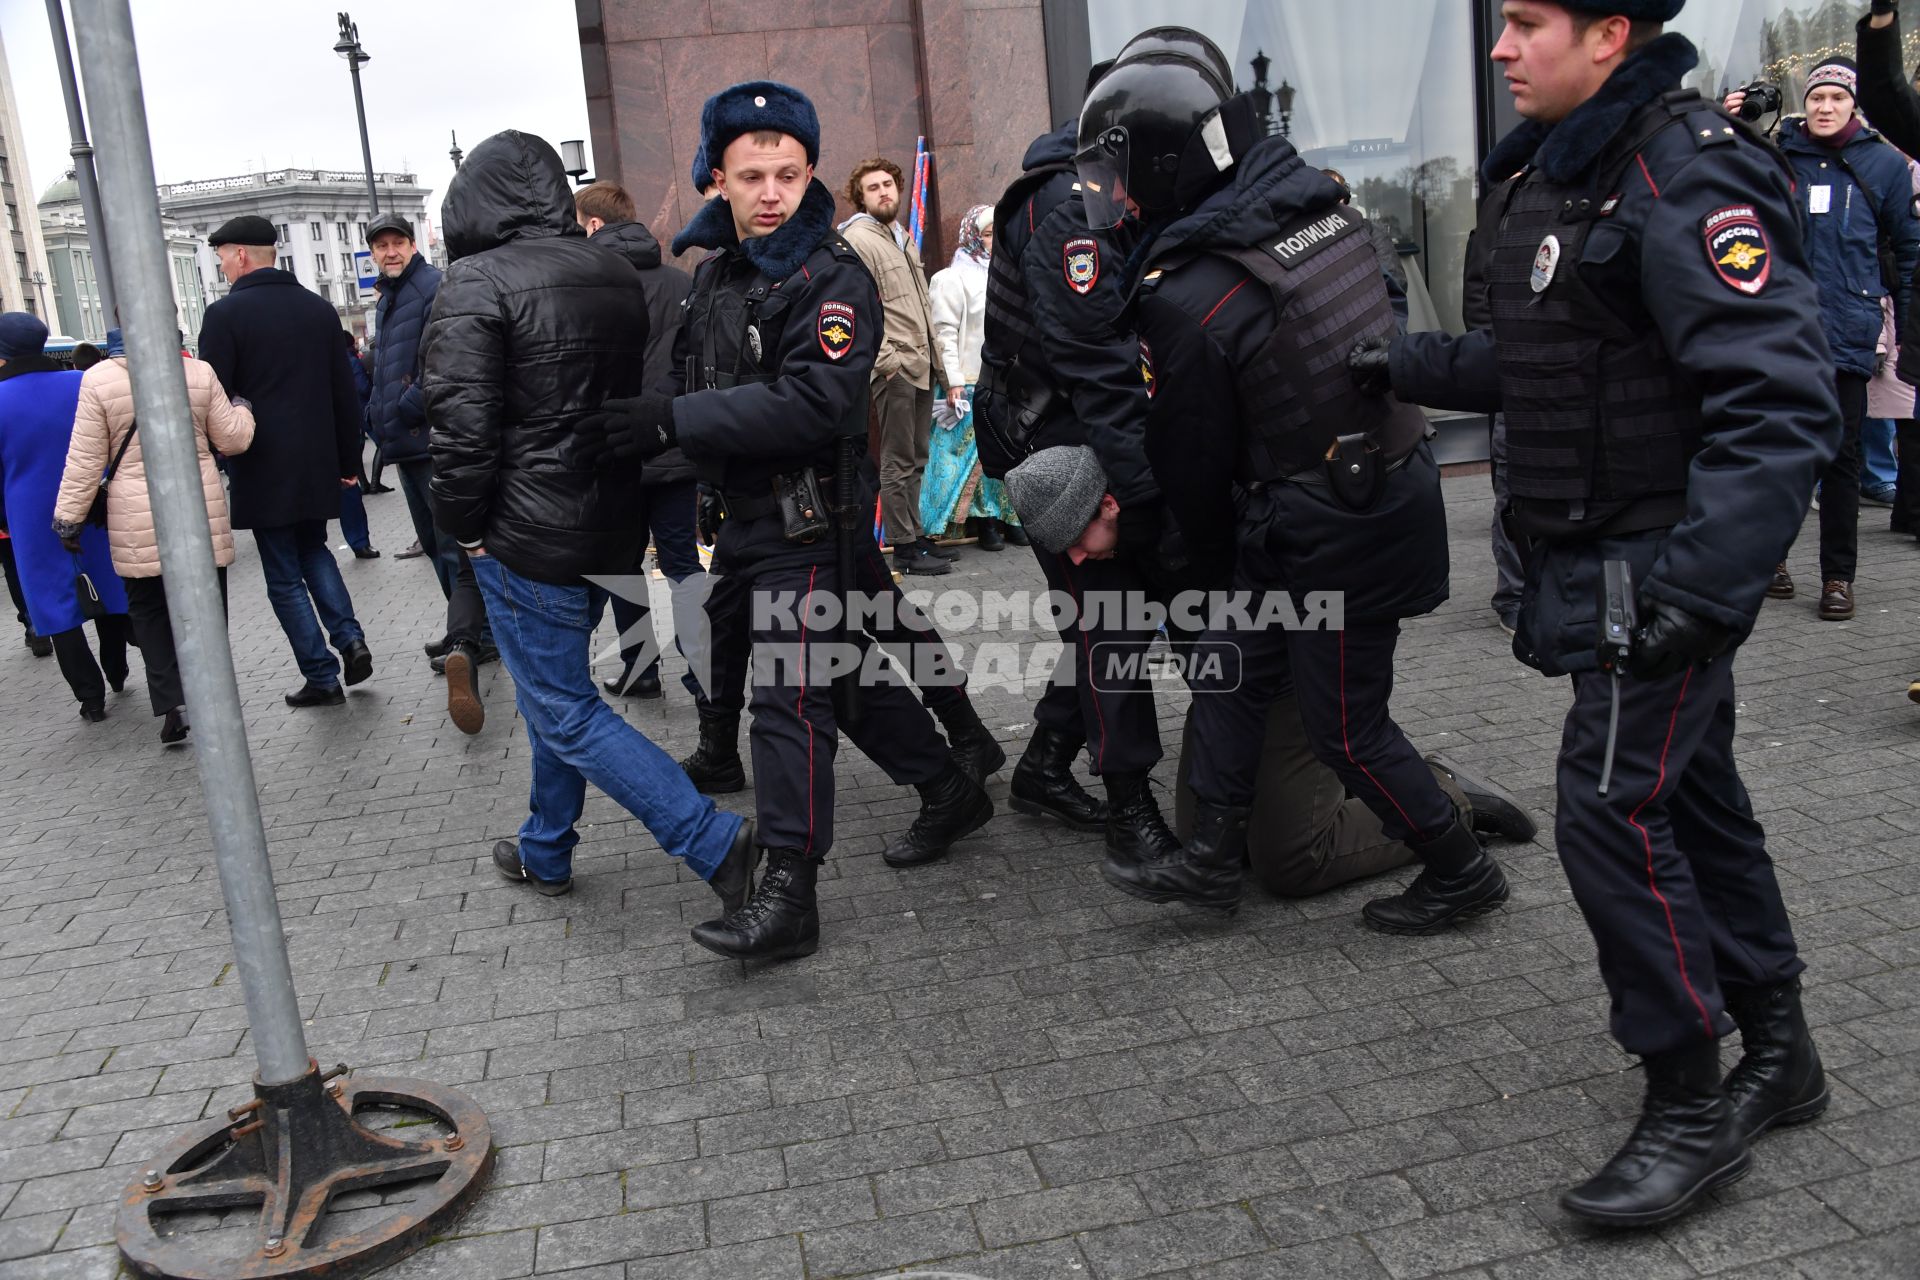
[1735,56,1920,620]
[0,312,131,719]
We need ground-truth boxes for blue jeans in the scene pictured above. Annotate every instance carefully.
[1863,418,1898,492]
[472,554,742,882]
[339,482,372,552]
[253,520,364,687]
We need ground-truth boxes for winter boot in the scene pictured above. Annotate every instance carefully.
[707,819,761,916]
[934,696,1007,785]
[1424,755,1537,843]
[1723,978,1829,1142]
[882,765,994,868]
[690,848,819,961]
[1560,1040,1751,1227]
[1009,726,1108,831]
[1101,799,1250,913]
[1103,769,1182,866]
[1360,818,1509,934]
[680,707,746,794]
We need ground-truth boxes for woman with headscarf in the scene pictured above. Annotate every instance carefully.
[921,204,1025,549]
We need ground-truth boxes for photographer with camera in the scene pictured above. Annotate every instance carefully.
[1727,56,1920,621]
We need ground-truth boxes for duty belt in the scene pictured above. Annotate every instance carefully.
[718,470,835,521]
[1270,445,1416,489]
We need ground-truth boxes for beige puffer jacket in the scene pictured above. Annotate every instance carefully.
[53,357,255,578]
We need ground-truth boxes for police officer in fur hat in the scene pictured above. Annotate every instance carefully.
[1353,0,1839,1226]
[1077,37,1513,937]
[577,81,993,962]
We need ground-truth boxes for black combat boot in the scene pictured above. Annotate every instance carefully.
[1102,799,1250,913]
[934,697,1007,785]
[1360,819,1509,934]
[1561,1040,1751,1227]
[882,765,994,868]
[1723,978,1828,1142]
[1104,769,1182,866]
[1424,755,1538,843]
[1009,726,1108,831]
[690,848,819,961]
[707,819,761,915]
[679,707,746,794]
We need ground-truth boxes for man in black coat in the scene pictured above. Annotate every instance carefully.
[364,212,491,731]
[579,82,994,961]
[198,215,372,707]
[575,181,704,703]
[1356,1,1839,1226]
[421,129,755,914]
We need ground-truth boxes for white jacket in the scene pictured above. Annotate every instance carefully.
[928,262,986,388]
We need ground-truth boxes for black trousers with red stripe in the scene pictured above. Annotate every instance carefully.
[1027,546,1164,776]
[1185,610,1454,847]
[1557,656,1801,1057]
[745,557,952,856]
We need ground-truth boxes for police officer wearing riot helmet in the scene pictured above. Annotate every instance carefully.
[1075,41,1515,937]
[579,82,994,961]
[975,29,1238,865]
[1352,0,1839,1227]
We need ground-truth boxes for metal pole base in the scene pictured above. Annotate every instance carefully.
[116,1060,492,1280]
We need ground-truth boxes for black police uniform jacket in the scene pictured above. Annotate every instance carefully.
[423,130,651,585]
[978,121,1155,510]
[667,179,879,575]
[1390,34,1839,670]
[1129,134,1448,624]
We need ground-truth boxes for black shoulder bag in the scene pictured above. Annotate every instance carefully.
[85,419,138,528]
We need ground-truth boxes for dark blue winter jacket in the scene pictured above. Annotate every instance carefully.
[367,253,443,461]
[1779,118,1920,379]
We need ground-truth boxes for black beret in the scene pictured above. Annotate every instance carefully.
[1564,0,1686,19]
[207,215,277,247]
[691,81,821,194]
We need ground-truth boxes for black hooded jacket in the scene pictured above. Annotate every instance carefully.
[587,218,695,486]
[1129,134,1448,623]
[423,130,650,584]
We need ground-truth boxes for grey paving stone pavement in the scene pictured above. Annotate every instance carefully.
[1,474,1916,1278]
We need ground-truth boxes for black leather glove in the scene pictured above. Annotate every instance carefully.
[1627,595,1733,681]
[1347,335,1395,396]
[580,393,675,464]
[59,532,82,554]
[1115,500,1164,557]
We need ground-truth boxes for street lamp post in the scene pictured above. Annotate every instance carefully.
[1249,50,1276,138]
[44,0,116,324]
[559,138,591,186]
[450,129,464,170]
[334,12,379,217]
[1277,78,1296,139]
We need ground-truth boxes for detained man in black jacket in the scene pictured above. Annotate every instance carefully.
[581,83,992,962]
[421,129,755,917]
[1354,1,1840,1226]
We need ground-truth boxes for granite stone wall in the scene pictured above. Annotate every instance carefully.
[577,0,1055,269]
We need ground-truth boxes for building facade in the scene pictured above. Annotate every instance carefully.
[155,168,435,341]
[0,29,54,323]
[39,176,205,349]
[581,0,1905,392]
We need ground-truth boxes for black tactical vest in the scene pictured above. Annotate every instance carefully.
[682,234,864,492]
[1152,203,1425,484]
[1488,91,1755,527]
[981,161,1075,374]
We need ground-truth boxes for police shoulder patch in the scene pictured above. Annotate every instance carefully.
[1063,237,1100,294]
[1702,204,1771,296]
[818,301,855,360]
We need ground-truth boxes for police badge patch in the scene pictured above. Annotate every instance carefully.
[1139,339,1156,399]
[1702,205,1771,296]
[1063,237,1099,294]
[818,301,855,359]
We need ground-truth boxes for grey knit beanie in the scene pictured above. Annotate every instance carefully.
[1004,446,1109,554]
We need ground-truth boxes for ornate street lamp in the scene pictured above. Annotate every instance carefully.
[1277,77,1296,139]
[333,13,379,215]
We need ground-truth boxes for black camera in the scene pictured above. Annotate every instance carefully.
[1735,82,1784,120]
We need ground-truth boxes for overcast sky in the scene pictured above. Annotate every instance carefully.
[0,0,595,234]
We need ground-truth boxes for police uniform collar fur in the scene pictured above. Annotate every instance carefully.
[1482,33,1699,186]
[671,178,839,282]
